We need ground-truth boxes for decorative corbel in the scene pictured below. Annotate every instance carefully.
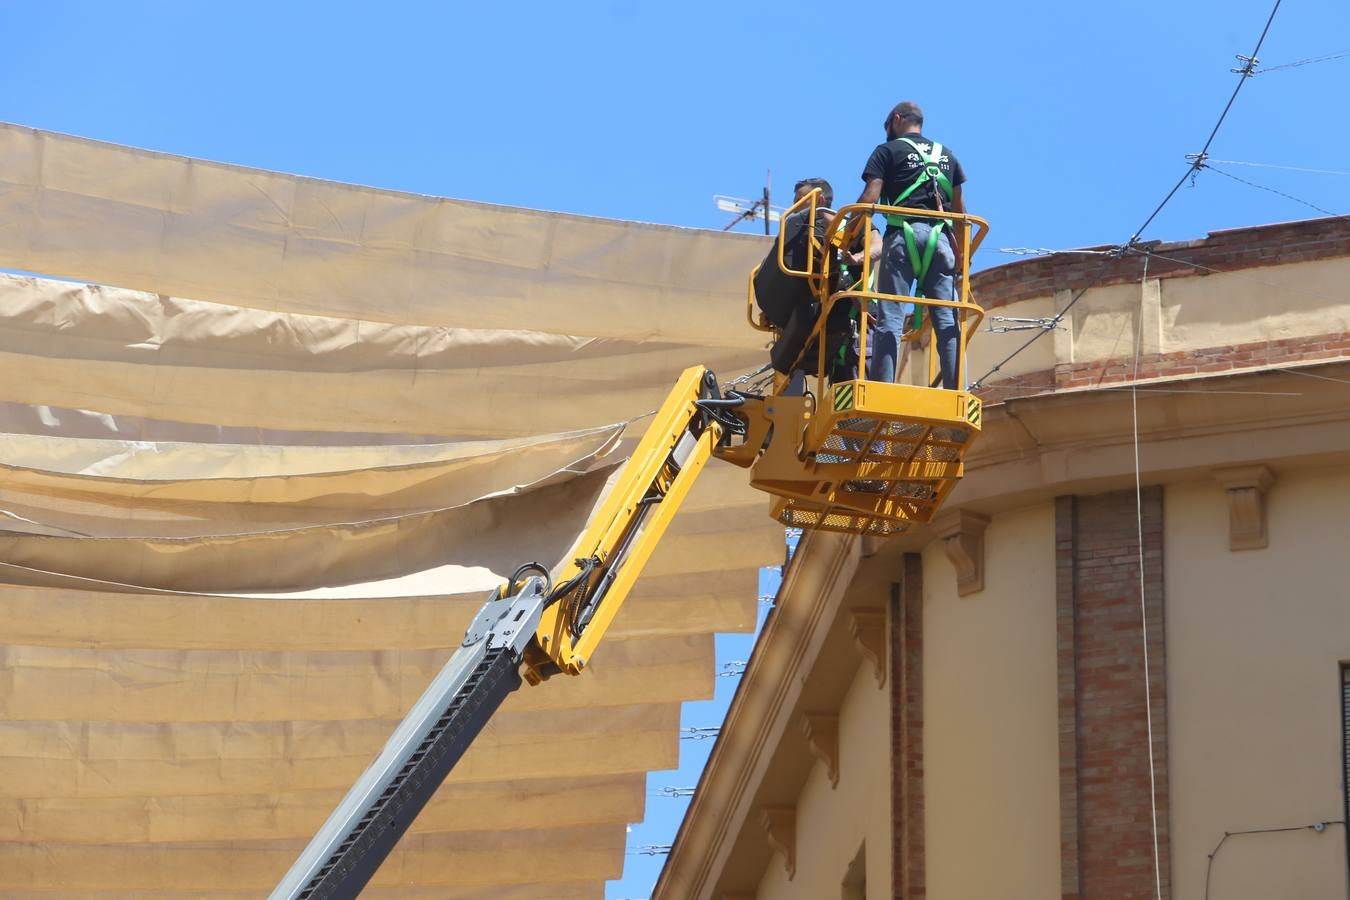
[939,509,991,596]
[799,712,841,788]
[847,608,887,687]
[759,805,797,880]
[1213,465,1275,550]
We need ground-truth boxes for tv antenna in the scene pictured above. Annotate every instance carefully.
[714,169,783,234]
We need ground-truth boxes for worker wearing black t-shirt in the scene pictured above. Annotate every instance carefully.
[855,101,967,389]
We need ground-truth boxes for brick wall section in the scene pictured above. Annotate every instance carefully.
[1055,497,1082,899]
[970,216,1350,310]
[976,330,1350,402]
[1056,489,1171,900]
[1058,331,1350,389]
[892,553,924,899]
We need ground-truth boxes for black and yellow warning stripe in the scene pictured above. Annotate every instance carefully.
[833,383,855,412]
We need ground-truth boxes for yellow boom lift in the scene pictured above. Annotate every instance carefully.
[272,197,988,898]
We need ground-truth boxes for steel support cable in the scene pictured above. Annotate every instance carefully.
[1104,386,1299,396]
[969,0,1284,391]
[1281,367,1350,386]
[1202,162,1350,222]
[1129,255,1165,900]
[1200,158,1350,177]
[975,380,1302,398]
[1251,48,1350,74]
[969,284,1092,389]
[1129,0,1283,244]
[1203,821,1344,900]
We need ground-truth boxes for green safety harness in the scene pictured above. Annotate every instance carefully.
[884,138,953,330]
[832,265,875,377]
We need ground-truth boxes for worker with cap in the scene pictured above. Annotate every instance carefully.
[753,178,847,392]
[854,101,967,389]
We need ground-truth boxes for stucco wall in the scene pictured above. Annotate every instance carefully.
[922,502,1061,898]
[755,662,893,900]
[968,251,1350,392]
[1160,255,1350,351]
[1166,471,1350,899]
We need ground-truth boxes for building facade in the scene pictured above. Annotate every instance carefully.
[656,217,1350,900]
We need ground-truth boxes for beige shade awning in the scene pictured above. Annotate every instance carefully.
[0,122,781,894]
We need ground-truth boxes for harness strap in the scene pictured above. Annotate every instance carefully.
[900,220,946,329]
[884,138,952,227]
[830,265,877,370]
[878,137,954,329]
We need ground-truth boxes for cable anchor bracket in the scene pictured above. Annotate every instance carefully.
[988,315,1066,334]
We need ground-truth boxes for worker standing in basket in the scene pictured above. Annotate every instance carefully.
[855,101,967,389]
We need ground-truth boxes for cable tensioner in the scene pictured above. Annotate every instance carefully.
[988,315,1065,334]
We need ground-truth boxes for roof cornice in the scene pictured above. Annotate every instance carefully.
[653,530,860,900]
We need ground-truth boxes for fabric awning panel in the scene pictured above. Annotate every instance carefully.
[0,123,781,894]
[0,122,768,346]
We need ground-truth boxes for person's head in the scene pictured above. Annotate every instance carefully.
[793,177,834,208]
[884,101,924,140]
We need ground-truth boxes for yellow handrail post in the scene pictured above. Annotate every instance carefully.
[859,222,871,380]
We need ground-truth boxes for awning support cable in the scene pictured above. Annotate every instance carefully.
[1130,254,1164,900]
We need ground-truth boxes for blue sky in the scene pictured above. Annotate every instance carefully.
[5,0,1348,257]
[5,2,1349,897]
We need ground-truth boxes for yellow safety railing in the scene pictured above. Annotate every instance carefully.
[739,192,991,537]
[746,187,830,334]
[746,263,774,333]
[800,202,987,396]
[746,189,986,401]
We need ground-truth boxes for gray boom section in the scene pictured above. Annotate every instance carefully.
[270,577,550,900]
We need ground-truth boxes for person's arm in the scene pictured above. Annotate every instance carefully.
[857,144,888,205]
[949,183,965,216]
[843,226,884,268]
[847,146,889,261]
[857,177,883,205]
[844,178,884,264]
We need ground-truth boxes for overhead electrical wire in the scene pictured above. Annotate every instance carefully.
[969,0,1284,390]
[997,247,1116,257]
[1129,0,1283,244]
[1104,386,1301,397]
[1250,48,1350,74]
[1126,256,1165,900]
[1202,162,1350,222]
[1199,158,1350,177]
[969,283,1093,389]
[1281,366,1350,386]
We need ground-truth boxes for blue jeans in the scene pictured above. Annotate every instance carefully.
[866,224,961,389]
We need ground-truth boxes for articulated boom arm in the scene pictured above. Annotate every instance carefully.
[272,365,745,900]
[277,189,992,899]
[523,365,737,682]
